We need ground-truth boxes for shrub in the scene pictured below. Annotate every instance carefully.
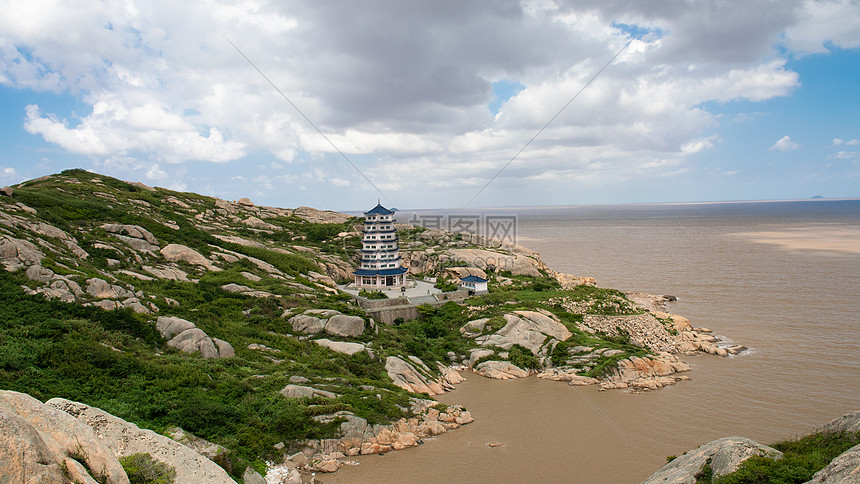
[551,340,570,367]
[359,289,388,300]
[434,280,458,292]
[119,453,176,484]
[508,344,540,370]
[714,430,860,484]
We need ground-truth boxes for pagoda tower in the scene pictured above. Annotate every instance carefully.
[353,203,408,288]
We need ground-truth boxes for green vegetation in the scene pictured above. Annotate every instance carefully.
[434,279,459,292]
[119,453,176,484]
[359,289,388,300]
[507,344,540,370]
[0,272,409,480]
[695,459,715,483]
[373,303,474,364]
[699,431,860,484]
[215,242,318,276]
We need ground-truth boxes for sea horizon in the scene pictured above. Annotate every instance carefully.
[338,196,860,215]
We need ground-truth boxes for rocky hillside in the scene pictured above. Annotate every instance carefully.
[1,170,737,482]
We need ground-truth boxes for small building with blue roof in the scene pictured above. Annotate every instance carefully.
[458,275,488,295]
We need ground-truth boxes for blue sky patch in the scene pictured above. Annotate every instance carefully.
[612,22,665,41]
[489,79,526,115]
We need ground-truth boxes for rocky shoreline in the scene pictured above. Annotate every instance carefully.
[274,400,474,480]
[451,292,746,394]
[278,290,750,479]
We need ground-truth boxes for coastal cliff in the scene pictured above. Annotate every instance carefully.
[1,170,741,482]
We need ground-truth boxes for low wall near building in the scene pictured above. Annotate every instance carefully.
[352,290,470,324]
[435,290,469,301]
[366,305,421,325]
[356,297,412,310]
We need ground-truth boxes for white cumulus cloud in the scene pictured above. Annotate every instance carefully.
[0,0,856,206]
[770,135,800,151]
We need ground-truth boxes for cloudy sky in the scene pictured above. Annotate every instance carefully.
[1,0,858,211]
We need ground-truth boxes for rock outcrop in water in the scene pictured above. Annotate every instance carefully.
[461,299,733,392]
[281,399,474,475]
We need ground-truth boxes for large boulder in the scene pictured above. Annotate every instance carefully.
[242,216,279,230]
[476,310,571,356]
[143,264,190,281]
[156,316,197,340]
[553,272,596,289]
[214,198,238,214]
[385,356,447,395]
[0,391,129,484]
[279,385,337,399]
[157,317,233,359]
[212,338,235,358]
[168,328,220,359]
[47,398,235,484]
[101,224,160,246]
[160,244,220,271]
[468,348,494,367]
[25,264,55,283]
[314,339,372,356]
[442,248,545,277]
[817,410,860,435]
[242,467,267,484]
[290,314,326,334]
[0,408,68,483]
[474,360,530,380]
[807,443,860,483]
[85,278,134,300]
[293,206,352,224]
[24,265,85,303]
[165,427,228,462]
[324,315,365,337]
[443,266,488,280]
[599,353,691,391]
[0,235,44,271]
[641,437,782,484]
[290,311,366,337]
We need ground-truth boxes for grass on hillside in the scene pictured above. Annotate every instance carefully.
[0,272,416,480]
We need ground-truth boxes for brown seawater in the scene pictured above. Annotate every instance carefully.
[328,200,860,484]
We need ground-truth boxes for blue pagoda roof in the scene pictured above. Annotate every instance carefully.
[353,267,408,276]
[460,275,488,283]
[364,203,394,216]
